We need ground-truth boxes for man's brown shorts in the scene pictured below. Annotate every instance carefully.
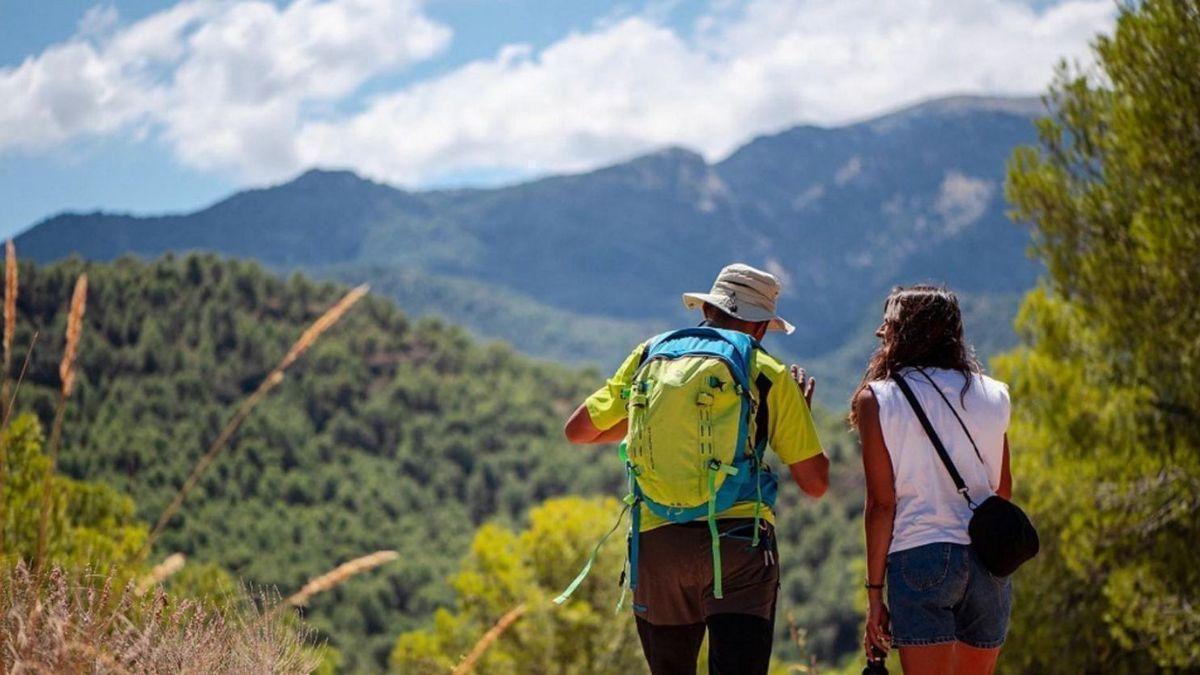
[632,518,779,626]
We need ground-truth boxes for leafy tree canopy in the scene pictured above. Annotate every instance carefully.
[999,0,1200,670]
[391,496,646,674]
[0,413,145,570]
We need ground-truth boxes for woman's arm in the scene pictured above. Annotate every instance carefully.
[855,387,896,656]
[997,433,1012,500]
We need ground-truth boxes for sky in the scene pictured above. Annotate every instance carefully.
[0,0,1116,237]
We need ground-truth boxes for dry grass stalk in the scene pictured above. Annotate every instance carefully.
[0,331,37,556]
[0,330,37,435]
[0,240,17,553]
[278,284,369,371]
[1,563,321,674]
[452,604,529,675]
[141,285,370,558]
[35,274,88,573]
[3,239,17,409]
[136,553,187,596]
[282,550,399,610]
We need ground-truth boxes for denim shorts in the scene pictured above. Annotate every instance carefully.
[887,542,1012,648]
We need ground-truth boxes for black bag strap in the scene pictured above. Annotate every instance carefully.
[913,367,983,464]
[890,372,975,508]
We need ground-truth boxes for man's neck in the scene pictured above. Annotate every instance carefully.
[699,319,754,337]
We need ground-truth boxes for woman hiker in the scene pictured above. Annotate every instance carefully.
[853,285,1015,675]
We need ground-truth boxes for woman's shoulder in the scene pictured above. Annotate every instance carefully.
[864,368,1008,397]
[972,371,1011,399]
[863,377,901,406]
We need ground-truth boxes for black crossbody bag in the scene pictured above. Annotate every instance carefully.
[890,369,1039,577]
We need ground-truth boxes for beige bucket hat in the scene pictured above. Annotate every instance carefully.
[682,263,795,334]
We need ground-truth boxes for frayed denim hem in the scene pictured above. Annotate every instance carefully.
[891,636,957,648]
[891,636,1007,649]
[957,635,1007,650]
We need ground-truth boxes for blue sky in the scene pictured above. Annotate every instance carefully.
[0,0,1115,238]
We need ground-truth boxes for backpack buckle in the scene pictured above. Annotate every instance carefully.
[696,392,714,407]
[707,459,739,476]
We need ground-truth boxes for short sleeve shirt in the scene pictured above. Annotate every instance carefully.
[584,339,824,530]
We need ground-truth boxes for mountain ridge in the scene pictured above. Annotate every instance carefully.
[18,94,1040,227]
[16,93,1045,402]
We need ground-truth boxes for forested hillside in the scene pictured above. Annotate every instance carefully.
[13,254,866,671]
[13,254,619,670]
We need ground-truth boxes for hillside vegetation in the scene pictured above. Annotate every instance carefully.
[13,253,869,671]
[13,254,617,670]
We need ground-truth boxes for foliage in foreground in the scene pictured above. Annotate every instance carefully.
[10,253,874,669]
[0,563,320,674]
[391,496,645,674]
[12,253,616,671]
[0,407,322,673]
[392,431,868,675]
[0,413,145,571]
[999,0,1200,671]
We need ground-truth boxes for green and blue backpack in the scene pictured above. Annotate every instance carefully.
[556,326,778,607]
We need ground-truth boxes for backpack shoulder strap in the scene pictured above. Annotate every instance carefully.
[890,372,973,506]
[754,372,771,452]
[643,327,756,392]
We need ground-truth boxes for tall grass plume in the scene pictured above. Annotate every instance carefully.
[280,550,399,611]
[137,553,187,595]
[35,273,87,573]
[0,240,18,558]
[3,239,17,411]
[59,274,87,398]
[452,604,528,675]
[143,284,370,557]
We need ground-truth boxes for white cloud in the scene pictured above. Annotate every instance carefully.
[835,157,863,186]
[0,0,450,178]
[296,0,1114,185]
[0,0,1115,185]
[936,171,995,233]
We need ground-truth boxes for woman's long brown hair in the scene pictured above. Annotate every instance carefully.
[849,285,981,425]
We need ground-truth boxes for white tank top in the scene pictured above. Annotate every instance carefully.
[868,367,1010,554]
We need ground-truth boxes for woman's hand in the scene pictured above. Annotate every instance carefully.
[789,365,816,407]
[864,595,891,658]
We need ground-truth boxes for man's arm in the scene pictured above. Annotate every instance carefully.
[788,453,830,498]
[563,405,628,444]
[562,343,645,445]
[777,362,825,494]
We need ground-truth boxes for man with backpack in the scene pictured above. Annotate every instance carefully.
[563,263,829,675]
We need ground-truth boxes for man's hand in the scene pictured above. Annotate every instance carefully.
[789,365,816,408]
